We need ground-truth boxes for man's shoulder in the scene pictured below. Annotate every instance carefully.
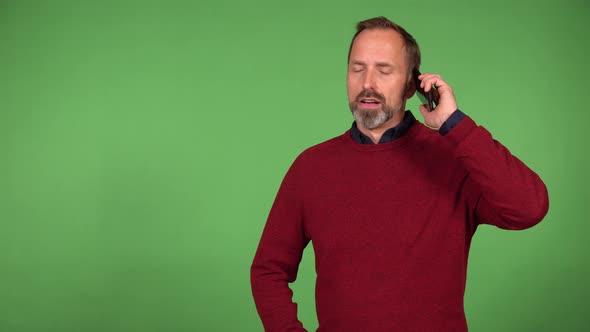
[288,131,349,171]
[299,131,348,159]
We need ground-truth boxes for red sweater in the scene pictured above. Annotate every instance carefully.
[251,116,549,332]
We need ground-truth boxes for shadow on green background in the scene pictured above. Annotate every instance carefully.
[1,0,588,331]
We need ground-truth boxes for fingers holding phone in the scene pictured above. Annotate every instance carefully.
[413,69,439,111]
[413,71,458,129]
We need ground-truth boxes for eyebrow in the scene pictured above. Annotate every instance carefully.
[350,61,396,68]
[376,62,395,68]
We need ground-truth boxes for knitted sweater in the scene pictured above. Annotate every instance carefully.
[251,116,549,332]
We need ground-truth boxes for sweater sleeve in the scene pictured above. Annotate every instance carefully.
[443,116,549,230]
[251,156,310,331]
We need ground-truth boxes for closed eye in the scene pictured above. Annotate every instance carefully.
[377,63,395,75]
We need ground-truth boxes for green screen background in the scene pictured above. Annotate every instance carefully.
[1,0,588,331]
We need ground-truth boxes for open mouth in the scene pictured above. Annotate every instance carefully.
[358,98,382,108]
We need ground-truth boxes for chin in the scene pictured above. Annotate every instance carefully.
[353,110,389,129]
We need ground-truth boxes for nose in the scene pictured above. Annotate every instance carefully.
[362,69,376,91]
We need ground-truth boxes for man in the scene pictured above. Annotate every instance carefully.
[251,16,548,332]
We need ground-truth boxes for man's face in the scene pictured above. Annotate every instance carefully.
[347,29,412,130]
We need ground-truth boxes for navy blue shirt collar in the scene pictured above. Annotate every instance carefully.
[350,111,416,144]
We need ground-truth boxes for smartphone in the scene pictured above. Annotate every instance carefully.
[413,69,439,111]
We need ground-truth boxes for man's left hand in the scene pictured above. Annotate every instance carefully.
[417,73,458,129]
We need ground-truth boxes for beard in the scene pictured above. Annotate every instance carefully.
[349,87,405,129]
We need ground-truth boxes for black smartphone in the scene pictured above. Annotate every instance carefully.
[413,69,439,111]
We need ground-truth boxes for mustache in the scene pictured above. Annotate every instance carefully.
[355,90,385,103]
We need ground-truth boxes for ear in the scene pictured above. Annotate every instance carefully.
[404,77,416,100]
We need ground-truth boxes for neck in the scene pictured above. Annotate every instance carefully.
[357,110,405,144]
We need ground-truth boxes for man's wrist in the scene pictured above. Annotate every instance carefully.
[439,109,466,136]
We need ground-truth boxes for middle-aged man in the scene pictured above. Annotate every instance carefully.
[251,16,549,332]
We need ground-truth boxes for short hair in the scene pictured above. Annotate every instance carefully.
[347,16,421,77]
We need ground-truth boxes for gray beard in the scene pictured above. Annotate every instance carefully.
[350,102,403,129]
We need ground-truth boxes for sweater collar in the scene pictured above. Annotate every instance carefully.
[350,111,416,144]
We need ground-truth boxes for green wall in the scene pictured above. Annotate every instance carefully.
[1,0,588,331]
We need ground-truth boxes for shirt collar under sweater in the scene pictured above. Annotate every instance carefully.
[350,111,416,144]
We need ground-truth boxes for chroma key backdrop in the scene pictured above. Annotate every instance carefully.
[1,0,588,331]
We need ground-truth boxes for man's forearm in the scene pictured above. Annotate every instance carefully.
[443,115,549,229]
[251,157,310,331]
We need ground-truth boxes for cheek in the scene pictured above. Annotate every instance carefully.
[346,76,363,101]
[346,78,358,101]
[385,83,406,101]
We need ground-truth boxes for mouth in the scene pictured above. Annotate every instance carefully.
[358,97,382,108]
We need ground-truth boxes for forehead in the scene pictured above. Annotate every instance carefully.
[349,29,406,65]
